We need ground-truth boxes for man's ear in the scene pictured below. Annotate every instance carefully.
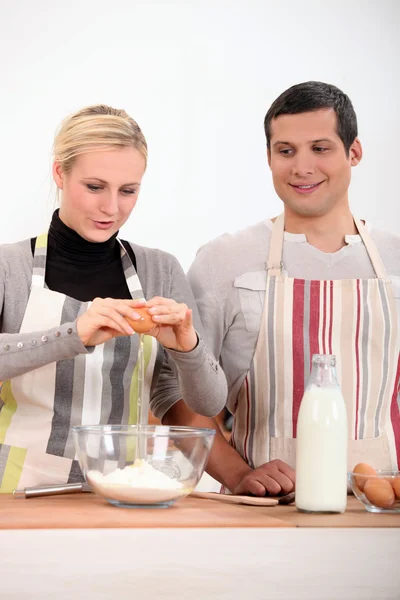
[267,147,271,168]
[350,138,362,167]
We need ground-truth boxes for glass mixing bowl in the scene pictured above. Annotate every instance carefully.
[72,425,215,508]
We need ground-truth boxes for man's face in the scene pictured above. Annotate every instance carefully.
[267,109,362,218]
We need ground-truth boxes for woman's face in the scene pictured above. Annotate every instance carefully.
[54,147,146,242]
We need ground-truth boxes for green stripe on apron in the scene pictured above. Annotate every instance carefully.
[128,334,154,425]
[0,381,18,444]
[1,446,27,491]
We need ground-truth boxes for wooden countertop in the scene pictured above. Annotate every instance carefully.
[0,493,293,529]
[273,496,400,527]
[1,493,400,529]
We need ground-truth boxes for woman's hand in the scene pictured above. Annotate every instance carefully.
[76,297,198,352]
[76,298,144,346]
[132,297,198,352]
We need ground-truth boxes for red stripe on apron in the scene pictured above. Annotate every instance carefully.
[243,376,250,464]
[329,280,334,354]
[354,280,361,439]
[322,281,327,354]
[292,280,305,438]
[390,356,400,467]
[309,280,320,366]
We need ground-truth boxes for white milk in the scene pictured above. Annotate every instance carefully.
[295,386,348,513]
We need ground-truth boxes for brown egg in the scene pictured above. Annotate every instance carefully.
[363,478,395,509]
[353,463,377,491]
[392,477,400,500]
[126,307,155,334]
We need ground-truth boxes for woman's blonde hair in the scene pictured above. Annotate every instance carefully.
[53,104,148,172]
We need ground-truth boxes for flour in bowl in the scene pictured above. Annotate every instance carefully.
[87,459,186,504]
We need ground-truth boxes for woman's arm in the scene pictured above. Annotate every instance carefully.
[0,244,146,380]
[150,254,227,418]
[0,294,163,380]
[0,321,90,380]
[0,246,89,380]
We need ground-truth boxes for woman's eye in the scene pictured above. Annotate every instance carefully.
[121,189,137,195]
[87,184,103,192]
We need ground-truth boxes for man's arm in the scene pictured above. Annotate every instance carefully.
[163,400,295,496]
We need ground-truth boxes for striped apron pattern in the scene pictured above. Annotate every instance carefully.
[231,214,400,472]
[0,233,158,492]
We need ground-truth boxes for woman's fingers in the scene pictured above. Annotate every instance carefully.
[183,309,193,328]
[98,308,135,336]
[123,297,190,327]
[145,297,173,307]
[77,297,196,348]
[147,299,188,325]
[151,310,186,325]
[93,298,149,328]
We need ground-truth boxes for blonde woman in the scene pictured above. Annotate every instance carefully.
[0,105,227,492]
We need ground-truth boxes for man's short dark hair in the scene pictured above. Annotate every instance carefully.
[264,81,358,155]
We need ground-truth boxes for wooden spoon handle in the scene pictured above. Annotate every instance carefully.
[190,491,278,506]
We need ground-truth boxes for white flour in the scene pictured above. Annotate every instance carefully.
[88,459,186,504]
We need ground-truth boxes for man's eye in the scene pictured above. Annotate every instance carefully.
[87,184,103,192]
[279,149,293,156]
[314,146,329,153]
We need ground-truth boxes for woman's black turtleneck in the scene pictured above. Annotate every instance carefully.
[30,211,137,302]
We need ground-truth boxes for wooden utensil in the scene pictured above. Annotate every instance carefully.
[190,491,279,506]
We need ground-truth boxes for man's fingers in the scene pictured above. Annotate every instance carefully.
[234,460,296,497]
[236,473,281,497]
[273,460,296,482]
[236,478,267,497]
[253,474,282,496]
[266,470,293,495]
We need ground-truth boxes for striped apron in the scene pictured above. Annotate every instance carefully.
[0,232,158,492]
[231,213,400,472]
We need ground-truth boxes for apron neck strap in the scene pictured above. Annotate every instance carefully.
[266,213,285,276]
[352,217,388,279]
[267,213,389,279]
[32,233,49,288]
[117,239,146,300]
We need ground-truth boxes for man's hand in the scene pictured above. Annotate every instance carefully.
[233,460,295,497]
[162,401,296,497]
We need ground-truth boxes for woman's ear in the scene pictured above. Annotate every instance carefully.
[52,161,64,189]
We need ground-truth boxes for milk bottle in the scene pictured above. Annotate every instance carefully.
[295,354,348,513]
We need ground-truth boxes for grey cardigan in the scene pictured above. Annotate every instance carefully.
[0,239,227,420]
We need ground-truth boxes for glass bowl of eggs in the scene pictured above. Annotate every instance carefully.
[72,425,215,508]
[348,463,400,513]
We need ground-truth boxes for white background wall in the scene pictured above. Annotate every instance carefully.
[1,0,399,270]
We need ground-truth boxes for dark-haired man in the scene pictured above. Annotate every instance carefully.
[158,81,400,496]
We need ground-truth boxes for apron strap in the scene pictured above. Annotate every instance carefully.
[31,233,49,288]
[117,239,146,300]
[353,217,389,279]
[266,213,285,276]
[267,213,389,280]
